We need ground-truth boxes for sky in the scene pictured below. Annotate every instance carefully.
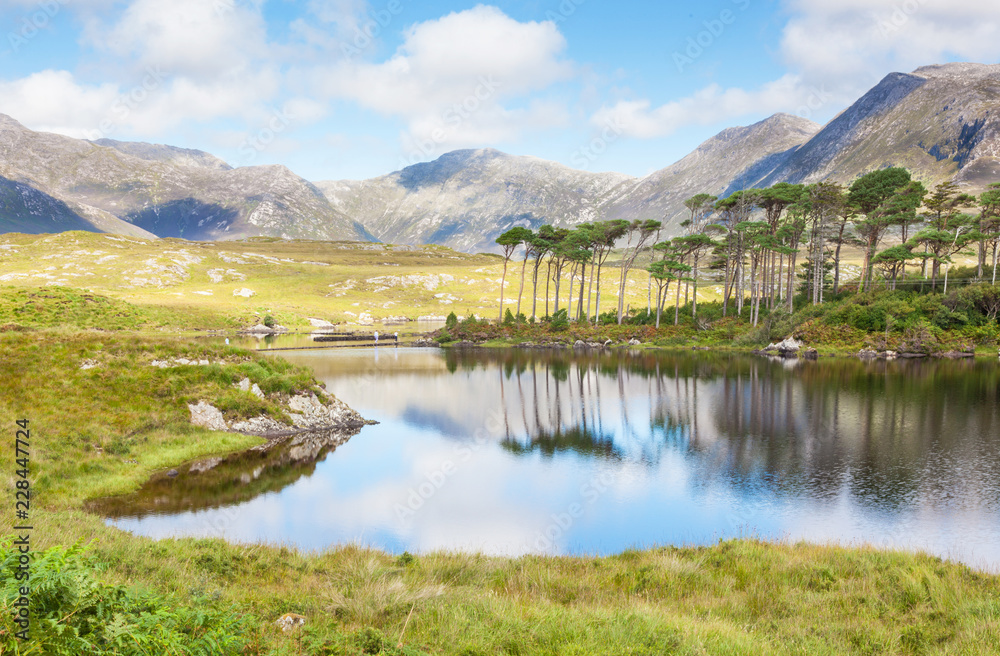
[1,0,999,182]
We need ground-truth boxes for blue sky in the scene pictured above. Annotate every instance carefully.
[2,0,998,181]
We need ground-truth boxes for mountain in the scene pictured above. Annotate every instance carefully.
[6,62,1000,250]
[315,115,820,248]
[0,114,370,242]
[753,63,1000,188]
[320,63,1000,249]
[316,149,634,252]
[599,113,821,230]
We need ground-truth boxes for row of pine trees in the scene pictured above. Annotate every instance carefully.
[495,168,1000,328]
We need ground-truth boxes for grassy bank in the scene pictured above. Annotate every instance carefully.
[434,286,1000,357]
[9,510,1000,655]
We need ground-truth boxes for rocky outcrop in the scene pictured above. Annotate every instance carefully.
[188,388,366,438]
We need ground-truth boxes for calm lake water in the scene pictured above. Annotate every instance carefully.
[101,347,1000,570]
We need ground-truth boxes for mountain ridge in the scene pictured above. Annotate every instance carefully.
[5,62,1000,250]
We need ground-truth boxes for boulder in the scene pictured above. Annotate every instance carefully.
[776,337,802,353]
[857,349,878,359]
[236,377,265,399]
[274,613,306,634]
[232,288,255,298]
[188,402,227,431]
[628,338,641,346]
[802,348,818,360]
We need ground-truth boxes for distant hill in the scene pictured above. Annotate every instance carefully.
[316,148,633,252]
[0,114,371,242]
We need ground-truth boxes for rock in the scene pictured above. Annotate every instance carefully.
[230,416,287,434]
[243,324,275,334]
[236,378,265,399]
[940,350,974,359]
[775,337,802,353]
[857,348,878,359]
[188,402,228,431]
[274,613,306,634]
[802,348,818,360]
[417,315,448,322]
[233,288,256,298]
[151,359,172,368]
[603,339,613,348]
[574,340,586,349]
[287,392,365,429]
[167,469,179,477]
[628,339,641,346]
[80,359,99,370]
[308,318,335,328]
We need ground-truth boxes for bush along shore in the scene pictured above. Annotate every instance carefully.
[430,285,1000,359]
[1,288,1000,654]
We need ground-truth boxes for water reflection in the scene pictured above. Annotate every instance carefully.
[104,348,1000,569]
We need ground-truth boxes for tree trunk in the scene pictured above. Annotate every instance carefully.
[499,258,509,322]
[692,252,700,319]
[516,253,528,319]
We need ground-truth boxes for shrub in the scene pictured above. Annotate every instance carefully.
[549,309,569,331]
[0,540,248,655]
[263,314,275,328]
[445,312,459,330]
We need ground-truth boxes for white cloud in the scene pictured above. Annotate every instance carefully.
[0,70,119,137]
[318,5,574,153]
[781,0,1000,90]
[85,0,269,81]
[591,74,814,139]
[589,0,1000,142]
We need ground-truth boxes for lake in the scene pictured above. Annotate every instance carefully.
[99,346,1000,570]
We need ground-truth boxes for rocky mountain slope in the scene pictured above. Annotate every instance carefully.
[599,113,821,231]
[317,115,820,248]
[0,114,370,242]
[316,149,634,252]
[753,63,1000,189]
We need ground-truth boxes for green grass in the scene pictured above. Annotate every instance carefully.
[0,330,324,508]
[14,511,1000,655]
